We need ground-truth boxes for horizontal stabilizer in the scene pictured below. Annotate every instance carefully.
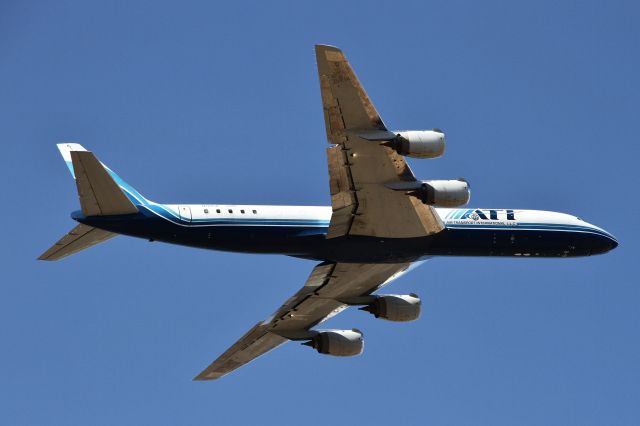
[70,150,139,216]
[38,224,117,261]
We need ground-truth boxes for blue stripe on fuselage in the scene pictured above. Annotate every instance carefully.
[138,203,612,240]
[133,202,610,237]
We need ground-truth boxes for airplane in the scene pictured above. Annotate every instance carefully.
[39,44,618,380]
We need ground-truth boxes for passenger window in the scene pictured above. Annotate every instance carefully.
[228,209,233,213]
[204,209,209,214]
[216,209,220,213]
[241,209,245,214]
[252,210,257,214]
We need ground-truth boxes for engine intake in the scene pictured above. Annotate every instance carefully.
[384,130,446,159]
[360,294,421,322]
[302,329,364,357]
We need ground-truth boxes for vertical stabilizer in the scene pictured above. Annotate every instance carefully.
[69,150,139,216]
[57,143,149,206]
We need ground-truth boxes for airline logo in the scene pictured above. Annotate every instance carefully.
[445,209,518,225]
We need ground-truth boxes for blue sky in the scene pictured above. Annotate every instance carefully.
[1,1,638,424]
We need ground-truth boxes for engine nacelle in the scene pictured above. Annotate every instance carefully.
[410,179,470,207]
[386,130,446,159]
[302,329,364,357]
[360,294,421,322]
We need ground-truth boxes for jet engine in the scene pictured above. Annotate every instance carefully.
[383,129,446,159]
[302,329,364,357]
[409,179,470,207]
[360,294,421,322]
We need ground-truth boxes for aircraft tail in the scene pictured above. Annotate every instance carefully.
[56,143,149,213]
[38,143,147,261]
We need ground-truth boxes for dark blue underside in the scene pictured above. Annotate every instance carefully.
[74,209,617,263]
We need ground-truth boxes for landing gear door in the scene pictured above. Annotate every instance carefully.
[178,205,192,222]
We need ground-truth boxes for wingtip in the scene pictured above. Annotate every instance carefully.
[315,44,347,72]
[193,373,220,381]
[315,44,342,53]
[193,366,226,381]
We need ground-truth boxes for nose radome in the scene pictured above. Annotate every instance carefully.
[596,234,618,255]
[587,222,618,254]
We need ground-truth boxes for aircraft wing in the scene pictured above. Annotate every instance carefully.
[316,44,444,238]
[194,261,415,380]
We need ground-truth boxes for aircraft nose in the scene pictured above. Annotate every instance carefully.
[581,221,618,255]
[592,231,618,255]
[605,235,618,252]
